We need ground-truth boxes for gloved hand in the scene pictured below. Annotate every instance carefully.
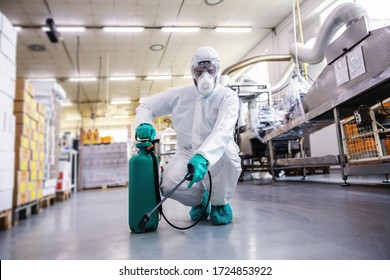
[187,154,209,188]
[135,123,156,141]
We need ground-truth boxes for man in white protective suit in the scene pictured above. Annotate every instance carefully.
[135,46,241,225]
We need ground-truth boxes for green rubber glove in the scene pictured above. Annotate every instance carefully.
[135,123,156,141]
[188,154,209,188]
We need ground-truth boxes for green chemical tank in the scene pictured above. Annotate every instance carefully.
[128,142,160,233]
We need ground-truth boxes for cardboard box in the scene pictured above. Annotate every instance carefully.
[14,191,28,206]
[0,189,13,212]
[31,150,38,161]
[15,180,27,193]
[15,158,29,171]
[0,130,15,152]
[30,119,37,130]
[28,181,35,192]
[15,135,29,149]
[0,169,14,191]
[15,124,31,138]
[37,103,46,116]
[30,140,37,151]
[0,51,15,81]
[30,189,37,201]
[16,170,29,182]
[0,110,15,134]
[0,71,15,99]
[0,11,17,46]
[0,91,13,113]
[29,160,37,171]
[30,170,37,181]
[0,52,15,80]
[13,101,32,116]
[14,113,30,126]
[18,147,30,160]
[16,79,35,98]
[0,33,16,62]
[14,88,32,102]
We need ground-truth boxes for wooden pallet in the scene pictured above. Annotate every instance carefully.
[82,183,128,191]
[56,189,72,202]
[0,209,12,231]
[39,194,56,208]
[13,200,40,226]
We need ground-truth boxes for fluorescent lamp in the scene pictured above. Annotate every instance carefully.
[110,100,132,105]
[112,115,129,119]
[66,116,81,121]
[161,27,200,33]
[182,75,193,79]
[61,100,73,107]
[29,78,57,82]
[42,26,86,32]
[69,77,97,82]
[145,75,172,80]
[215,27,252,33]
[103,27,144,32]
[108,76,136,81]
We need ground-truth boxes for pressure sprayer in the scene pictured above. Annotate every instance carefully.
[128,137,211,233]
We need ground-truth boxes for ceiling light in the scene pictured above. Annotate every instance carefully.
[29,78,56,82]
[110,100,132,105]
[103,27,144,32]
[112,115,129,119]
[109,76,136,81]
[150,44,165,51]
[161,27,200,33]
[14,26,22,32]
[61,100,73,107]
[69,77,97,82]
[215,27,252,33]
[182,75,193,79]
[204,0,224,5]
[28,44,46,52]
[42,26,86,32]
[145,75,172,80]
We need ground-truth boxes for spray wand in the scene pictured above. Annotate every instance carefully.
[138,164,212,231]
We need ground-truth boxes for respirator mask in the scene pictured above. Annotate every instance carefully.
[192,61,217,95]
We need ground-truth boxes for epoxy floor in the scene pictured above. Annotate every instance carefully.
[0,172,389,260]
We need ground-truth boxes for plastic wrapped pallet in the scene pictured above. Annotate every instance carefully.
[0,12,16,212]
[30,81,63,196]
[79,143,128,189]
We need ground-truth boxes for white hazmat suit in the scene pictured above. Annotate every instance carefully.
[136,47,241,207]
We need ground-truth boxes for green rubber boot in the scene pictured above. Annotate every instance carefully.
[210,203,233,225]
[189,190,210,221]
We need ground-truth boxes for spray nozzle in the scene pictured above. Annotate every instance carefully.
[138,214,150,231]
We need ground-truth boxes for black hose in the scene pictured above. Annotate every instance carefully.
[161,170,212,230]
[139,147,212,231]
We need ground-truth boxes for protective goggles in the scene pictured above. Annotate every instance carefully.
[192,61,217,78]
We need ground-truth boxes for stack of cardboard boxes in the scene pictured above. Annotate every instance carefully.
[13,79,46,206]
[0,12,17,213]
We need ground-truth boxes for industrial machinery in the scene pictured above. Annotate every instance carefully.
[263,3,390,184]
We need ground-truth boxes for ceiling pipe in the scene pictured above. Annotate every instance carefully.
[221,54,292,76]
[289,2,368,64]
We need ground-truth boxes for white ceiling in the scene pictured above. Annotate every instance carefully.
[0,0,300,128]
